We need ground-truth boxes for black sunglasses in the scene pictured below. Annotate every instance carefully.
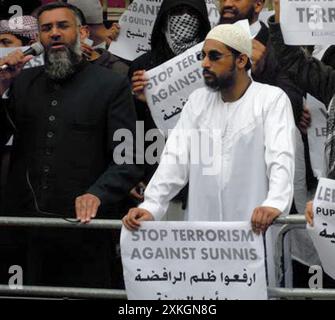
[199,50,233,62]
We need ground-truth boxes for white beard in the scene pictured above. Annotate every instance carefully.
[45,34,82,81]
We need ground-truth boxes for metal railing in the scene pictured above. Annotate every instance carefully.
[0,215,335,300]
[0,285,127,300]
[0,217,122,230]
[272,215,335,299]
[273,215,307,287]
[0,217,126,300]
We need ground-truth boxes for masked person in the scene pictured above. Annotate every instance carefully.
[128,0,211,214]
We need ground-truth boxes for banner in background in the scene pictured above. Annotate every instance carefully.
[307,94,327,178]
[110,0,220,61]
[280,0,335,45]
[144,42,204,135]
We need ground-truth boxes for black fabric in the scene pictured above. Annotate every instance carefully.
[93,48,129,76]
[254,21,269,46]
[253,21,314,196]
[1,61,142,218]
[252,21,304,126]
[150,0,211,65]
[0,61,142,288]
[322,46,335,68]
[292,260,335,289]
[0,99,12,149]
[129,0,211,175]
[165,13,201,55]
[25,228,114,288]
[128,0,211,209]
[269,16,335,182]
[268,17,335,108]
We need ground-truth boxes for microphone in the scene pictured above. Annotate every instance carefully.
[0,42,44,71]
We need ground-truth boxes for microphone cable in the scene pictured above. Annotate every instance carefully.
[26,169,80,224]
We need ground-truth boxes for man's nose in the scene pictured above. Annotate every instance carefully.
[222,0,235,9]
[50,26,61,39]
[50,34,61,42]
[201,56,211,69]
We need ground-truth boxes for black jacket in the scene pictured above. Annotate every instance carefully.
[322,46,335,68]
[0,61,142,217]
[93,48,129,76]
[252,21,304,125]
[268,17,335,107]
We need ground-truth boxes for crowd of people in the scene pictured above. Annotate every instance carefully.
[0,0,334,293]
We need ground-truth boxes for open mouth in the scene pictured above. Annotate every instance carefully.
[203,72,214,79]
[50,43,66,49]
[223,10,237,17]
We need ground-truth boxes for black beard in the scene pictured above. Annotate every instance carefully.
[44,42,81,81]
[203,67,236,91]
[219,6,255,25]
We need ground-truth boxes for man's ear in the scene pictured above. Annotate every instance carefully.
[236,54,249,70]
[254,0,265,15]
[79,25,90,42]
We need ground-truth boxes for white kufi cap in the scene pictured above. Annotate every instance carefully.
[205,23,252,58]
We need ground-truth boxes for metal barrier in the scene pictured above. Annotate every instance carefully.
[0,217,126,300]
[272,215,335,299]
[268,287,335,299]
[0,216,335,300]
[0,285,127,300]
[273,215,307,287]
[0,217,122,230]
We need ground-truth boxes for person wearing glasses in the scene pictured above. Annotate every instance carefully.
[123,23,296,286]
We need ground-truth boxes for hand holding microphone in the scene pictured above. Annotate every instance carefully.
[0,42,44,76]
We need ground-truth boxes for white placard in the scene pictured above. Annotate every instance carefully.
[109,0,161,61]
[144,42,204,135]
[121,221,268,300]
[280,0,335,45]
[143,20,251,135]
[307,94,327,178]
[308,178,335,279]
[259,9,274,27]
[110,0,220,61]
[0,47,44,69]
[206,0,220,28]
[306,46,329,178]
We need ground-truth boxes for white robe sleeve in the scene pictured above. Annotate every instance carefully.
[138,102,194,220]
[261,90,296,214]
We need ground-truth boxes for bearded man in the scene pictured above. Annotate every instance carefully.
[0,2,141,287]
[123,24,296,285]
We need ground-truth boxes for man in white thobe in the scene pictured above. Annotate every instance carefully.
[123,23,295,286]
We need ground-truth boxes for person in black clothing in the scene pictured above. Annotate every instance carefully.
[219,0,304,125]
[128,0,211,206]
[0,2,141,288]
